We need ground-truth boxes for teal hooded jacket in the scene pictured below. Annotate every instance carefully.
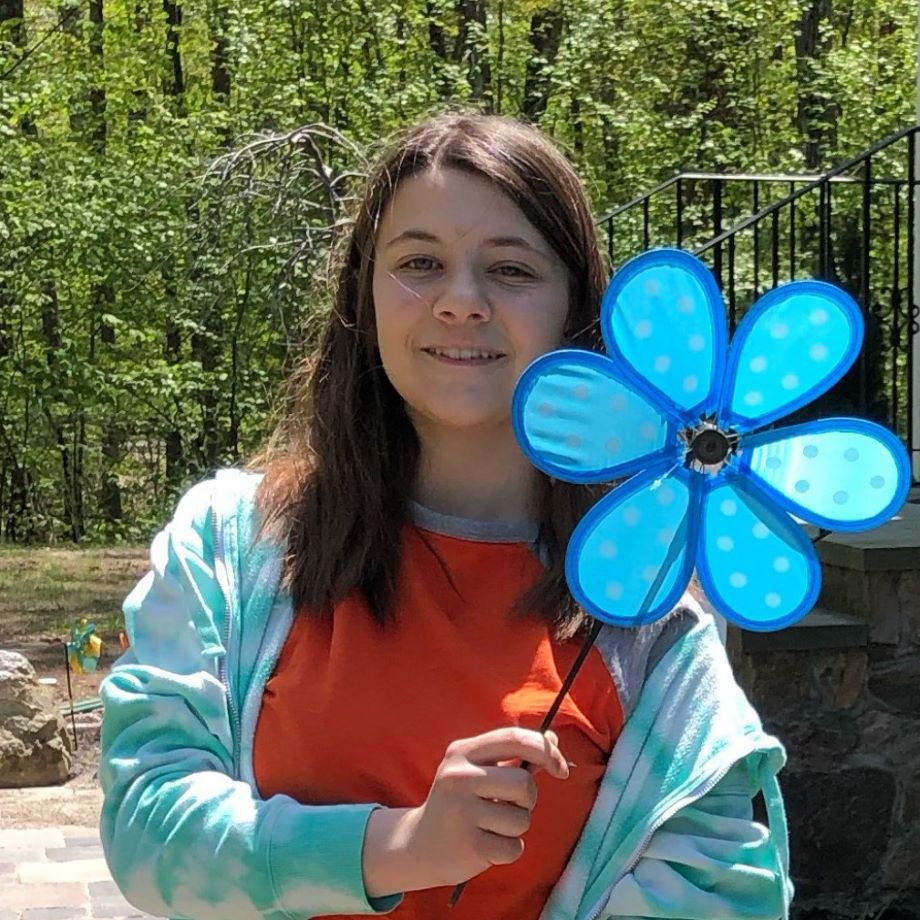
[99,468,794,919]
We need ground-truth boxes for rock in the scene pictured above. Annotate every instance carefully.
[884,823,920,889]
[783,768,895,898]
[776,711,859,772]
[868,658,920,715]
[0,650,71,788]
[903,774,920,824]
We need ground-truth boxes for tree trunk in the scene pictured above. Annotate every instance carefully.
[0,0,23,37]
[425,0,452,97]
[600,74,620,199]
[191,321,221,475]
[163,1,186,115]
[456,0,492,109]
[87,0,106,151]
[522,6,563,122]
[0,0,25,539]
[795,0,839,169]
[130,3,150,121]
[87,3,122,526]
[162,2,187,489]
[98,284,123,524]
[207,0,232,143]
[40,282,83,541]
[164,310,184,490]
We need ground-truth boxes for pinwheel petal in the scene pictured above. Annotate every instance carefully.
[601,249,728,424]
[720,281,863,431]
[513,350,677,482]
[740,418,911,531]
[698,474,821,631]
[566,465,700,627]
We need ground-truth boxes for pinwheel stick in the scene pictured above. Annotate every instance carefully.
[448,617,604,908]
[451,526,834,907]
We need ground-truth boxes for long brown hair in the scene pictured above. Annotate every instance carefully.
[251,112,609,638]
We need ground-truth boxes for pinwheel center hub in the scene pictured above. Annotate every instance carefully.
[682,419,738,474]
[691,428,730,465]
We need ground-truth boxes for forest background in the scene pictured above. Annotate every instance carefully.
[0,0,917,545]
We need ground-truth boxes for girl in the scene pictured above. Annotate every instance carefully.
[100,113,793,920]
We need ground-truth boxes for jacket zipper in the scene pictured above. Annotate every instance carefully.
[213,497,242,777]
[583,754,745,920]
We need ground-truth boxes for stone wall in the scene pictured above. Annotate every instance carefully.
[727,563,920,920]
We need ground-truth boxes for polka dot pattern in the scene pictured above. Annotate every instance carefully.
[604,258,721,415]
[746,427,905,528]
[701,480,817,629]
[770,323,789,340]
[727,288,858,428]
[571,470,693,627]
[518,354,668,481]
[810,343,829,362]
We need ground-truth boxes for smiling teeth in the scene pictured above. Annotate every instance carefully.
[429,347,503,360]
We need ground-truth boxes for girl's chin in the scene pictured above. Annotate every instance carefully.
[408,404,512,434]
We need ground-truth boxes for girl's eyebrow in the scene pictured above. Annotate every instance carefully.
[385,228,550,259]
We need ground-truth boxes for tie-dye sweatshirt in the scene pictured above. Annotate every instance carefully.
[99,468,794,920]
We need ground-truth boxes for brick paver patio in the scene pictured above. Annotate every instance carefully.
[0,827,157,920]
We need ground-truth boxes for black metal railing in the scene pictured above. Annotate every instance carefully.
[598,126,920,476]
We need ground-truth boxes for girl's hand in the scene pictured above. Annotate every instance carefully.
[362,727,569,897]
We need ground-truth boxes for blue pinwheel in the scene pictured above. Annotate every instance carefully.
[512,248,911,632]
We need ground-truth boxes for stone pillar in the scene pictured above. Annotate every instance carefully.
[913,6,920,479]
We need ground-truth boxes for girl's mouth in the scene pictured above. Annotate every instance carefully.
[422,346,507,365]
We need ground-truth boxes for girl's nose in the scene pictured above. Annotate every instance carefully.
[433,269,491,324]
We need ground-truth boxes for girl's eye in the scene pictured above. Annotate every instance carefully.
[402,257,438,271]
[494,264,534,279]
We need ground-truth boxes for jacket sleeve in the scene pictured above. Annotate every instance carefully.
[99,478,401,920]
[600,759,793,920]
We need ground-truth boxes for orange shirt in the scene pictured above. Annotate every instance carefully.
[254,522,623,920]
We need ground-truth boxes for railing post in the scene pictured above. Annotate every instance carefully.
[713,181,723,289]
[893,184,902,437]
[676,177,683,247]
[643,198,650,249]
[910,128,920,480]
[860,157,872,416]
[752,181,760,296]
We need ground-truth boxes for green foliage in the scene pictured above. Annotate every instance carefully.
[0,0,916,542]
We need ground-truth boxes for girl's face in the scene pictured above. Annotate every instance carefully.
[372,167,570,435]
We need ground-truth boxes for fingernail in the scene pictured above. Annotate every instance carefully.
[566,760,577,768]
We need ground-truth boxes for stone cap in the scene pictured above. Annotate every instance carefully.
[739,607,868,653]
[814,497,920,573]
